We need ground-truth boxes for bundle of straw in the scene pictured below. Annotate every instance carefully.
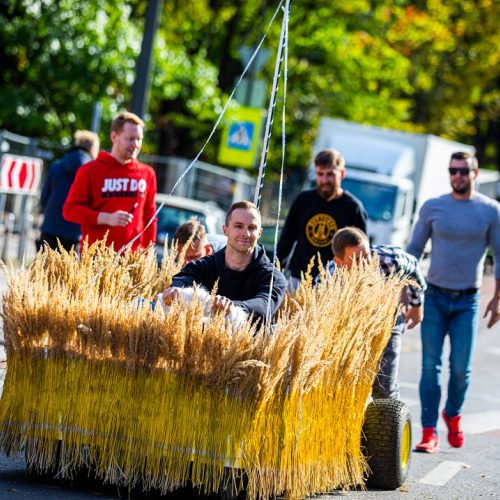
[0,242,404,499]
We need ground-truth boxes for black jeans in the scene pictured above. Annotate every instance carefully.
[36,232,79,253]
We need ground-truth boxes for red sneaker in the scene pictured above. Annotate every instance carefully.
[415,427,439,453]
[442,410,464,448]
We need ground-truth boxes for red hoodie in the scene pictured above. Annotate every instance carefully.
[63,151,157,251]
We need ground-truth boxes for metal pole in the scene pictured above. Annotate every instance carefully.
[2,212,15,262]
[253,0,290,208]
[130,0,164,119]
[17,195,30,261]
[91,102,103,132]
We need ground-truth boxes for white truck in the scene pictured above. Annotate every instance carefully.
[310,118,498,246]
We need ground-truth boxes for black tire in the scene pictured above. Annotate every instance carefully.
[362,399,412,490]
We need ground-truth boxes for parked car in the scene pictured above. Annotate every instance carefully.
[155,194,226,262]
[259,218,284,257]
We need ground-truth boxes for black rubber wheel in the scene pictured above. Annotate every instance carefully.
[362,399,412,490]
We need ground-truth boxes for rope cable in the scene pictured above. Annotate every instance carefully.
[253,1,289,209]
[265,0,290,330]
[84,0,285,287]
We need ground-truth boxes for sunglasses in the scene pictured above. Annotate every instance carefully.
[448,167,471,176]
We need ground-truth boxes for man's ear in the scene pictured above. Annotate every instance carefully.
[222,225,228,236]
[340,168,346,180]
[333,255,343,267]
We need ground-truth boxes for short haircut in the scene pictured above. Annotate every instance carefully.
[111,111,145,133]
[331,227,369,258]
[73,130,99,153]
[314,148,345,170]
[174,217,206,246]
[450,151,478,170]
[225,200,261,226]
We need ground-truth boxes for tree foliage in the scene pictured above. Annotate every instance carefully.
[0,1,142,144]
[0,0,498,170]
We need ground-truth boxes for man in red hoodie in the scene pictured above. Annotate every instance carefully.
[63,111,157,252]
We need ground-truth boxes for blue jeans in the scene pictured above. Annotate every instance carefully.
[419,284,480,429]
[372,315,405,400]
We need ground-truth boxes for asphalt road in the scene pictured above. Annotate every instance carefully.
[0,271,499,499]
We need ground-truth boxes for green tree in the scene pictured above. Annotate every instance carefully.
[1,0,498,173]
[386,0,500,168]
[0,1,142,144]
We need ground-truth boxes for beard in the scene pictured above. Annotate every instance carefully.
[317,184,334,199]
[452,182,470,195]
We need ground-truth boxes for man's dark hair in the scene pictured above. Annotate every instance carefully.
[314,148,345,170]
[111,111,145,133]
[174,217,206,246]
[331,227,369,258]
[450,151,478,169]
[225,200,261,226]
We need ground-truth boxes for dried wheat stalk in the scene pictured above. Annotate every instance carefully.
[0,243,404,499]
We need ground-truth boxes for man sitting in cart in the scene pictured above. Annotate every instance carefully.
[322,226,426,400]
[162,200,287,325]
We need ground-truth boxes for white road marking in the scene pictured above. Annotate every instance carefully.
[462,411,500,435]
[487,347,500,357]
[419,460,467,486]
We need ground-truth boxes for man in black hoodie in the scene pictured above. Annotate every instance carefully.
[162,200,287,326]
[38,130,99,251]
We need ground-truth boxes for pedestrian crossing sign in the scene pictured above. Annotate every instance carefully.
[218,106,265,168]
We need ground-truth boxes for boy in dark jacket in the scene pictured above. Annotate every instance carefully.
[38,130,99,251]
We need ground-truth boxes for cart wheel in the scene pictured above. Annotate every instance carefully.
[362,399,412,490]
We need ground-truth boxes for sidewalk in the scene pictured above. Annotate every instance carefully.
[0,231,38,269]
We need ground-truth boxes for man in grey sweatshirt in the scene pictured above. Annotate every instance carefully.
[407,151,500,454]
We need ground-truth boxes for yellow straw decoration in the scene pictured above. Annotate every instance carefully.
[0,242,404,499]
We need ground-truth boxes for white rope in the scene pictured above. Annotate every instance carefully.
[253,0,289,208]
[85,0,285,287]
[265,0,290,330]
[118,0,285,255]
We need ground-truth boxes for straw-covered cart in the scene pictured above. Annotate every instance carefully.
[0,242,411,498]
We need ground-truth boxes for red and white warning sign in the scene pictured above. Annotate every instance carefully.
[0,154,43,194]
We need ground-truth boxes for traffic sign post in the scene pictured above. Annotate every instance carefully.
[218,106,265,169]
[0,153,43,261]
[0,154,43,195]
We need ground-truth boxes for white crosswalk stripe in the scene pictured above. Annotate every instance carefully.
[419,460,467,486]
[463,411,500,435]
[486,347,500,357]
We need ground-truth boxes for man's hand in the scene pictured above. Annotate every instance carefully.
[484,296,500,329]
[97,210,133,227]
[404,305,423,329]
[211,295,234,316]
[162,287,181,306]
